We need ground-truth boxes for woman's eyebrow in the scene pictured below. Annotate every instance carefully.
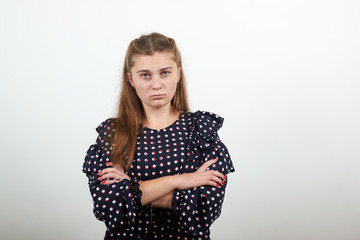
[160,67,173,71]
[136,69,150,73]
[136,67,173,73]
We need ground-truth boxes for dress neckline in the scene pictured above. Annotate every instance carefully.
[143,111,184,132]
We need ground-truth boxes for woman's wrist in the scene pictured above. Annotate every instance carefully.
[170,174,181,190]
[151,192,173,209]
[139,175,179,206]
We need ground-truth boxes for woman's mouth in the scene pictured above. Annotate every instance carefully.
[150,94,165,99]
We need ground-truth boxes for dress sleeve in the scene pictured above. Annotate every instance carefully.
[172,111,235,237]
[82,119,142,231]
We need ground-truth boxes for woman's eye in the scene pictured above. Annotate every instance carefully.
[141,73,150,78]
[161,71,170,75]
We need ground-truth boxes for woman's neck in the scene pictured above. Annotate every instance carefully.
[143,105,180,130]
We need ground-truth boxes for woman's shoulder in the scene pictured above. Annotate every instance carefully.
[93,118,118,151]
[185,110,224,132]
[183,110,225,151]
[95,118,116,134]
[184,111,233,168]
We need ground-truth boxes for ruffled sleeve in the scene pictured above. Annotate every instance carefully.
[82,119,143,231]
[172,111,235,237]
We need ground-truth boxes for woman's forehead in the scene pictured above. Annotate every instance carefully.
[132,52,177,71]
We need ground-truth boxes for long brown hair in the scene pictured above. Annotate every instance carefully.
[110,32,189,171]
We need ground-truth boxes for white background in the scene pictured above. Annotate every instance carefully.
[1,0,360,239]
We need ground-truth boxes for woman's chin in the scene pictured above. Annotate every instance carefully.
[147,101,171,110]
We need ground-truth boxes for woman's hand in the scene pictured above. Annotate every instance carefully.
[175,158,226,190]
[98,162,131,185]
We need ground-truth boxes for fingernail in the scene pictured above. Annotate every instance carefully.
[97,177,102,181]
[97,171,102,176]
[214,158,218,162]
[217,184,220,187]
[221,181,225,185]
[101,181,106,184]
[224,176,227,180]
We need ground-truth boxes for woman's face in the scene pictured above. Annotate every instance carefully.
[128,52,181,112]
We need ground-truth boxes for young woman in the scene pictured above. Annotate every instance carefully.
[83,32,235,239]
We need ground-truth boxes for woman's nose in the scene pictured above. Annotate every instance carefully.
[152,75,162,90]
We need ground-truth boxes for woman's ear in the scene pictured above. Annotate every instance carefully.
[127,73,134,87]
[177,67,182,82]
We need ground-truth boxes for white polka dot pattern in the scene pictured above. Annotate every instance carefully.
[172,111,234,237]
[83,111,235,239]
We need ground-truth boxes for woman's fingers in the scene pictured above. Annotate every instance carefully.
[206,170,226,186]
[99,166,122,176]
[176,169,227,190]
[212,169,227,181]
[98,166,131,184]
[100,179,119,185]
[197,166,226,182]
[99,172,122,181]
[196,158,218,172]
[101,172,131,181]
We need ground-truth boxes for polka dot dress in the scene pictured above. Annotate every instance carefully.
[83,111,235,239]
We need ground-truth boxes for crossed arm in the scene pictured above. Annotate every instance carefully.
[97,158,226,209]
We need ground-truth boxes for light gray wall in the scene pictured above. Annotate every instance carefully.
[1,0,359,239]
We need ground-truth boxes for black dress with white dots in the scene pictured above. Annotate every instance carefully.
[83,111,235,239]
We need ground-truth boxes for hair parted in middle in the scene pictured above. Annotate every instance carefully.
[109,32,189,171]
